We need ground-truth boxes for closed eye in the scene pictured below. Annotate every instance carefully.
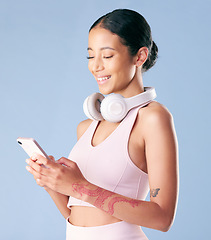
[104,56,113,59]
[86,56,113,60]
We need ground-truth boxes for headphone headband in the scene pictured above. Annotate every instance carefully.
[83,87,156,122]
[126,87,157,110]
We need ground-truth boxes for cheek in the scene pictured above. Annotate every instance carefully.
[124,58,136,78]
[88,62,92,73]
[114,62,136,80]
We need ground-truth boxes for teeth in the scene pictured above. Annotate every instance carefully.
[97,76,110,81]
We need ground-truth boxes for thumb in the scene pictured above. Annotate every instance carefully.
[57,157,75,167]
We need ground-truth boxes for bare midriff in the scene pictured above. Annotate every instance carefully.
[68,206,122,227]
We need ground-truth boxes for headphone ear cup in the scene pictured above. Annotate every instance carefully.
[83,93,105,121]
[101,94,127,123]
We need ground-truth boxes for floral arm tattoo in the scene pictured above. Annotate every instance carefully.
[150,188,160,197]
[72,183,140,215]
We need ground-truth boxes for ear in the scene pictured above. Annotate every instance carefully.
[135,47,149,67]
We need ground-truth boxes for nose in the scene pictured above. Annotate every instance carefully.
[91,56,104,73]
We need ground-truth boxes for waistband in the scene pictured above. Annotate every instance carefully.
[66,218,148,240]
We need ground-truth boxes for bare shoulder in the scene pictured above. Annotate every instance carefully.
[137,101,174,135]
[140,101,172,121]
[77,119,93,140]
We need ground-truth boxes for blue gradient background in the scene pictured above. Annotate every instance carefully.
[0,0,210,239]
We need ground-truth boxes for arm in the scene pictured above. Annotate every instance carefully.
[25,120,93,219]
[26,155,70,219]
[69,107,178,231]
[44,156,71,219]
[26,109,178,231]
[143,107,179,231]
[44,188,70,219]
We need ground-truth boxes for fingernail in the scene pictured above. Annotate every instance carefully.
[31,155,37,160]
[26,166,30,171]
[26,159,29,164]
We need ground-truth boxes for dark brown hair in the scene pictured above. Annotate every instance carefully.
[89,9,158,72]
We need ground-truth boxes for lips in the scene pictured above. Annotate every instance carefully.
[96,75,111,85]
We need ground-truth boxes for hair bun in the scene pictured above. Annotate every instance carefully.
[142,41,158,72]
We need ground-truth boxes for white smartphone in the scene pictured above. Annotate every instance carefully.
[17,137,51,160]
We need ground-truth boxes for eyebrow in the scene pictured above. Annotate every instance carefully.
[87,47,116,51]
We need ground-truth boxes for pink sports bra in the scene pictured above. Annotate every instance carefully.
[67,106,149,209]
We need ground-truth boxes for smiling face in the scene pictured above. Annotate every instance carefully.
[87,27,142,97]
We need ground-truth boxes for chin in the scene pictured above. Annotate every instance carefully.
[98,87,113,96]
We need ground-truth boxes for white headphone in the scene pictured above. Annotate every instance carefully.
[83,87,157,123]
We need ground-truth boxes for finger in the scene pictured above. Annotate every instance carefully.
[26,165,42,179]
[57,157,75,167]
[30,154,43,165]
[26,165,49,186]
[35,176,57,191]
[36,178,48,188]
[31,153,57,169]
[48,155,55,162]
[26,158,50,176]
[36,178,44,187]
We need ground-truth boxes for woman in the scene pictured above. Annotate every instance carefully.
[26,9,179,240]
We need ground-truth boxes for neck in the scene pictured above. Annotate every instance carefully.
[115,68,144,98]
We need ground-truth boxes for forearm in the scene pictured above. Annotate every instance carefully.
[45,188,71,219]
[26,154,173,231]
[73,182,170,232]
